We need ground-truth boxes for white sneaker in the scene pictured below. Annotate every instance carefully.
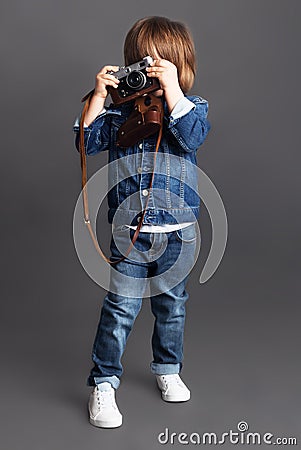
[88,382,123,428]
[156,374,191,402]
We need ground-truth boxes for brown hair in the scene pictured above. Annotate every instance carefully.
[123,16,196,93]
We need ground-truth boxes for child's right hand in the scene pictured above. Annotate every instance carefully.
[94,65,120,98]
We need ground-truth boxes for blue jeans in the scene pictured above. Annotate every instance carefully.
[86,223,198,390]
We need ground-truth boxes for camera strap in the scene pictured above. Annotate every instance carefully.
[79,91,163,265]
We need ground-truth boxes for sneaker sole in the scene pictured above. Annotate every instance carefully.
[89,416,123,428]
[162,391,191,402]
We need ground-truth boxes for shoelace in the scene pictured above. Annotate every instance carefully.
[96,388,117,410]
[160,374,185,387]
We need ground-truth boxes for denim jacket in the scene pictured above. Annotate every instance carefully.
[73,95,211,226]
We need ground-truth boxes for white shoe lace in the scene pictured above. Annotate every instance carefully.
[96,387,118,410]
[160,374,185,388]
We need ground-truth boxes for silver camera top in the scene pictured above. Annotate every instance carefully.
[109,56,153,80]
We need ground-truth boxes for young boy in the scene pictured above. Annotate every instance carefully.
[73,16,211,428]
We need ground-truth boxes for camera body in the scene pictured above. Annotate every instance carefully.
[108,56,160,105]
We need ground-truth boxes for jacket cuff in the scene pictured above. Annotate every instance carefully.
[73,108,107,132]
[169,97,195,124]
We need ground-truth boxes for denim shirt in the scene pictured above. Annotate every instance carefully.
[73,95,211,227]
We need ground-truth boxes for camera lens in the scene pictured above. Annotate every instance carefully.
[126,71,146,90]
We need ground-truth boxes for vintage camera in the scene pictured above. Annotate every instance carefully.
[108,56,160,105]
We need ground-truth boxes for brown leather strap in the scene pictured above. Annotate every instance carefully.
[79,92,163,265]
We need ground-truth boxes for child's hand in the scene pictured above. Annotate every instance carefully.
[146,59,180,93]
[94,65,120,98]
[146,59,184,113]
[83,66,120,126]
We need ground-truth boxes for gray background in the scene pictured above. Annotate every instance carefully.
[1,0,300,449]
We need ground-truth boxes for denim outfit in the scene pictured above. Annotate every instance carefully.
[73,95,211,226]
[73,94,210,389]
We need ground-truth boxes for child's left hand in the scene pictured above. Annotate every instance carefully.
[146,59,180,92]
[146,59,184,112]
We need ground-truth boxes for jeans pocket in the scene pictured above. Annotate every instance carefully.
[175,223,197,243]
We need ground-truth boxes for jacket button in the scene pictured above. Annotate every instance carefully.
[142,189,148,196]
[138,143,143,149]
[137,167,143,174]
